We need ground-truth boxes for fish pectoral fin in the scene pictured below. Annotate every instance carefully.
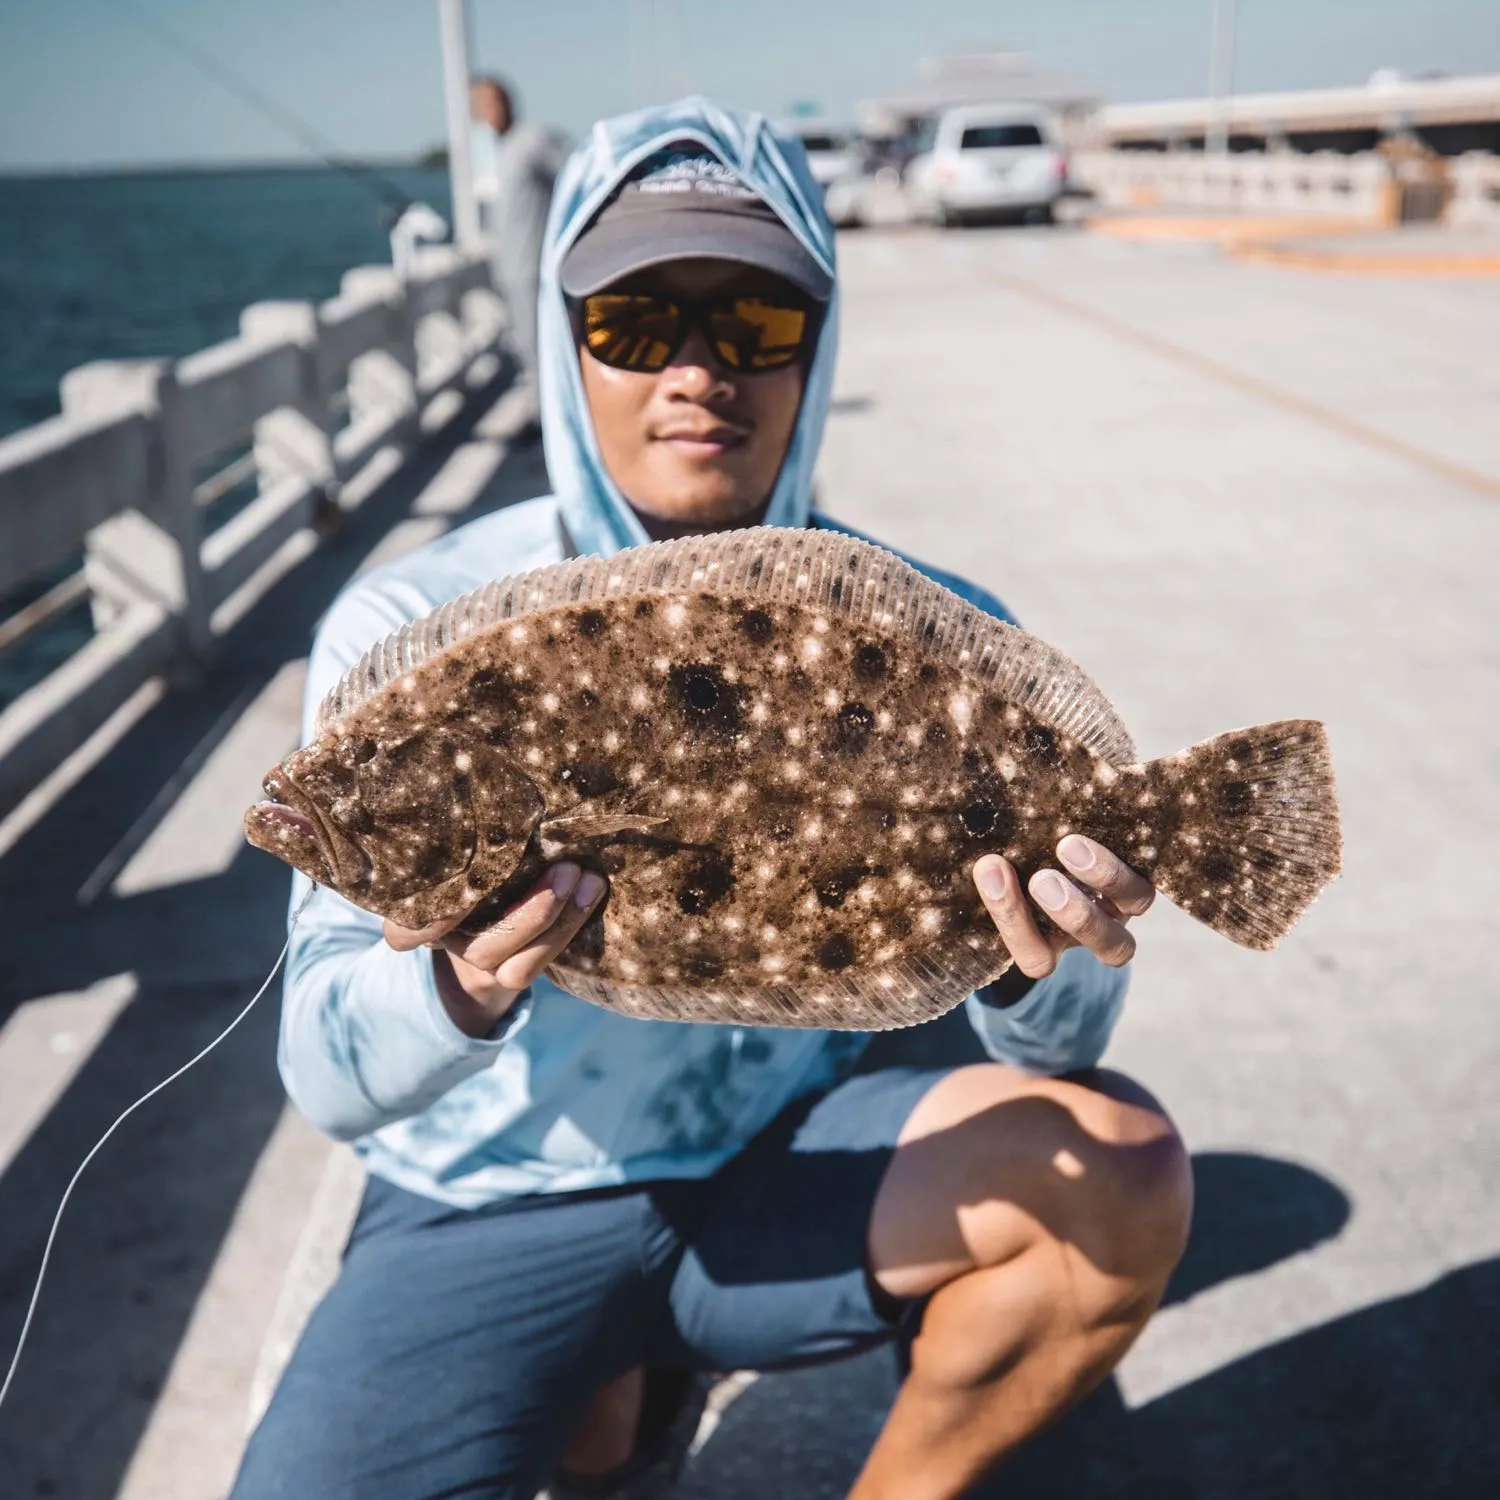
[539,811,670,846]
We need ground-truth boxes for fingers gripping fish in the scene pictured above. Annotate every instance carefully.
[244,529,1342,1029]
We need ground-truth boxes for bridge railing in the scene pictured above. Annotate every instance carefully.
[0,246,506,818]
[1450,152,1500,227]
[1074,147,1500,228]
[1072,149,1393,219]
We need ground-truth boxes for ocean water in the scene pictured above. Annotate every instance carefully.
[0,164,451,438]
[0,165,451,707]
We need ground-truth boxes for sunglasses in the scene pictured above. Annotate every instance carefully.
[577,291,818,375]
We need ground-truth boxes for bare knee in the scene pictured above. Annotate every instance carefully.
[1051,1071,1193,1314]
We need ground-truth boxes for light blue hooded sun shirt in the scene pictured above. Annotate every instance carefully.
[277,99,1128,1208]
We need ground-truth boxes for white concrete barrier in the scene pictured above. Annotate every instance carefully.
[1450,151,1500,227]
[1073,149,1392,220]
[0,246,507,817]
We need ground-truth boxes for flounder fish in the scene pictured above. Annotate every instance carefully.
[245,528,1341,1029]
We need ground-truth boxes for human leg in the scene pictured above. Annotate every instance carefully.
[853,1063,1192,1500]
[230,1178,674,1500]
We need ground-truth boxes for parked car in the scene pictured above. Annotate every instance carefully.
[782,121,860,190]
[905,105,1068,226]
[781,120,870,227]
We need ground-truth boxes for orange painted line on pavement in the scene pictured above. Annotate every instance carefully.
[1228,240,1500,278]
[981,268,1500,504]
[1089,213,1375,245]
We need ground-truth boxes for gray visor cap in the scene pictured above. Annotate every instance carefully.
[559,156,833,302]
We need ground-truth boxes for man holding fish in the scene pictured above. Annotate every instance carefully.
[233,100,1194,1500]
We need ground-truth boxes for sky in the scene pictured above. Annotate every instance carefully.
[0,0,1496,172]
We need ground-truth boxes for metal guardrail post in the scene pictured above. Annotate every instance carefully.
[62,360,213,660]
[240,301,342,532]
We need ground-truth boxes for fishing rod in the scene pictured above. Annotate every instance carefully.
[114,0,419,223]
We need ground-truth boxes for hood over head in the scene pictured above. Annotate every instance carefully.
[538,97,839,560]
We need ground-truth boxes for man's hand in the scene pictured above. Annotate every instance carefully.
[974,834,1154,982]
[384,864,607,1038]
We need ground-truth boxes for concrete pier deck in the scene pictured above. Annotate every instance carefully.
[1,223,1497,1498]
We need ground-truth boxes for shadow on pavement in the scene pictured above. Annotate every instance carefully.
[0,382,549,1500]
[687,1003,1499,1499]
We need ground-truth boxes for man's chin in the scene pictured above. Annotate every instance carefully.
[627,482,768,535]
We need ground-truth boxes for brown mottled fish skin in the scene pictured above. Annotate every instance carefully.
[244,530,1342,1030]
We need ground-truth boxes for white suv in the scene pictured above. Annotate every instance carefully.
[906,105,1068,227]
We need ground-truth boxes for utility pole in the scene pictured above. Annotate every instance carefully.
[438,0,481,248]
[1207,0,1238,155]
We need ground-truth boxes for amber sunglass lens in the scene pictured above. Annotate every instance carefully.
[709,298,809,372]
[583,295,681,372]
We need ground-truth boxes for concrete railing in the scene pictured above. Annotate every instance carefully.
[1073,149,1392,219]
[0,246,506,817]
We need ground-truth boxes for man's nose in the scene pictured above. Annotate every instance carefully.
[661,328,735,401]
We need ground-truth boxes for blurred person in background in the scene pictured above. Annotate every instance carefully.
[470,73,570,420]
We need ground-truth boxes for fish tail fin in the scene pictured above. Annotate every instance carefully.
[1147,720,1341,951]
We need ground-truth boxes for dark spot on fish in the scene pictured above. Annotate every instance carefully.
[632,714,654,741]
[578,688,600,712]
[669,665,745,742]
[677,852,734,914]
[558,762,619,798]
[739,608,774,645]
[834,703,875,756]
[482,723,512,746]
[577,609,606,638]
[886,911,913,939]
[1023,724,1060,768]
[919,663,938,683]
[410,841,452,885]
[1222,781,1254,815]
[853,642,887,682]
[1251,848,1280,871]
[814,864,866,909]
[1023,675,1041,696]
[466,668,517,713]
[635,599,654,617]
[747,556,765,585]
[771,817,796,843]
[1202,853,1236,884]
[878,809,897,831]
[829,577,844,604]
[817,933,856,972]
[485,828,513,847]
[925,721,949,748]
[962,748,985,775]
[960,802,997,837]
[787,668,814,695]
[1227,738,1254,764]
[681,949,725,982]
[920,619,937,645]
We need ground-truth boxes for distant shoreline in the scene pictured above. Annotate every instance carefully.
[0,155,445,183]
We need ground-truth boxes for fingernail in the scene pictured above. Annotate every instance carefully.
[550,863,581,899]
[1059,835,1096,871]
[1031,871,1071,911]
[975,859,1007,901]
[574,872,606,909]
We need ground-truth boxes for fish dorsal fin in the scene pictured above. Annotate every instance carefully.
[316,528,1137,765]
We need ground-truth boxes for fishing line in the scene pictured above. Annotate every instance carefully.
[0,886,318,1415]
[114,0,416,219]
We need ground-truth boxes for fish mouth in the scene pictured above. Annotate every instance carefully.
[244,768,337,885]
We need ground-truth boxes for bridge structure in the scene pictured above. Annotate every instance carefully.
[0,216,1498,1499]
